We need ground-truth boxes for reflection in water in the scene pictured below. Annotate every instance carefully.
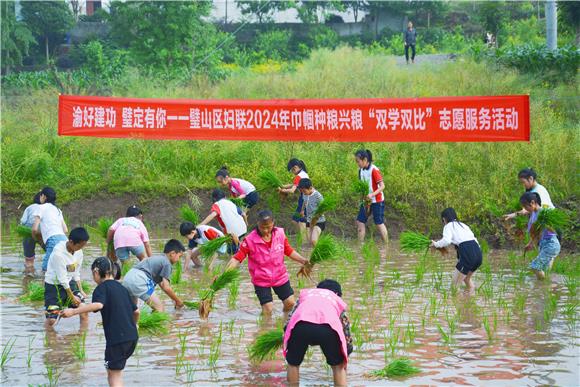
[0,230,578,386]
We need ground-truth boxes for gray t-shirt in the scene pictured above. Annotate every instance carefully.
[303,190,325,224]
[135,256,172,284]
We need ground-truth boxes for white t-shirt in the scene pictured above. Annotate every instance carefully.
[44,241,83,289]
[212,199,247,237]
[20,203,40,227]
[33,203,66,243]
[433,221,478,248]
[531,184,555,209]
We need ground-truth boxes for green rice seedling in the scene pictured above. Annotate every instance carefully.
[27,335,35,368]
[399,231,431,254]
[180,204,199,224]
[563,301,578,325]
[298,234,340,279]
[229,197,247,209]
[445,312,458,336]
[71,331,87,361]
[1,337,16,367]
[96,217,113,239]
[139,308,171,335]
[257,169,283,190]
[175,329,189,374]
[310,195,338,226]
[20,281,45,302]
[564,275,578,296]
[248,328,284,362]
[199,269,240,318]
[46,363,62,387]
[199,236,232,260]
[208,322,223,367]
[183,301,199,309]
[534,208,569,233]
[482,315,493,342]
[405,322,416,346]
[16,225,32,239]
[387,328,400,356]
[370,357,421,379]
[184,362,196,383]
[514,292,527,313]
[228,278,240,309]
[121,259,133,277]
[352,179,369,197]
[361,239,380,265]
[81,280,92,294]
[171,260,183,285]
[436,323,451,344]
[414,261,426,284]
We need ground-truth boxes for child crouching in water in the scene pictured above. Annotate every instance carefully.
[520,192,561,280]
[431,208,482,294]
[283,279,353,386]
[62,257,139,387]
[224,209,309,315]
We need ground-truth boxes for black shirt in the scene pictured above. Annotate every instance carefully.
[92,280,139,346]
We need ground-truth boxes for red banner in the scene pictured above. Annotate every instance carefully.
[58,94,529,142]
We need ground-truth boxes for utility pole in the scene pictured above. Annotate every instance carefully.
[545,0,557,50]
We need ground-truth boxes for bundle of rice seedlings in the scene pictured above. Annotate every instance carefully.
[96,217,114,239]
[199,269,240,319]
[258,170,283,190]
[400,231,431,253]
[352,179,369,197]
[310,195,338,226]
[297,234,339,279]
[229,197,247,209]
[370,358,421,379]
[515,215,529,230]
[199,235,232,260]
[183,301,199,309]
[534,208,568,233]
[20,281,45,302]
[138,308,171,335]
[180,204,199,224]
[16,225,32,239]
[171,260,183,284]
[248,328,284,362]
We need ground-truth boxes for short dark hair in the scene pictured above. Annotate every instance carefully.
[126,205,142,217]
[179,221,195,236]
[287,158,307,172]
[164,239,185,254]
[297,178,312,190]
[354,149,373,163]
[441,207,459,223]
[518,168,537,180]
[69,227,90,244]
[257,209,274,223]
[211,189,226,202]
[40,187,57,204]
[317,279,342,297]
[91,256,121,280]
[520,191,541,206]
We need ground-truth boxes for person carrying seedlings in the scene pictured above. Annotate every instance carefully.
[297,178,326,246]
[199,189,247,253]
[430,208,482,294]
[20,192,44,275]
[283,279,353,386]
[224,209,309,315]
[520,192,561,280]
[61,257,139,387]
[44,227,90,328]
[215,166,260,209]
[278,158,309,237]
[504,168,555,220]
[354,150,389,244]
[32,186,69,272]
[107,205,152,264]
[122,239,185,312]
[179,221,225,269]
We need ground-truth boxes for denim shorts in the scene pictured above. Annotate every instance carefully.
[23,236,39,258]
[530,236,561,272]
[42,234,68,271]
[356,202,385,225]
[115,245,146,261]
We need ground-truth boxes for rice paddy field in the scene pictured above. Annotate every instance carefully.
[1,227,579,386]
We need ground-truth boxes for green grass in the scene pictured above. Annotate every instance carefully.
[370,357,421,379]
[2,48,578,243]
[248,328,284,362]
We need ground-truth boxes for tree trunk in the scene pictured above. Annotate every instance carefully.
[428,12,431,28]
[45,36,49,64]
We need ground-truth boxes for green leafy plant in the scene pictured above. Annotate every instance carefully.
[257,169,283,189]
[20,281,44,302]
[400,231,431,253]
[229,197,247,209]
[16,225,32,239]
[180,204,199,224]
[199,235,232,260]
[298,234,339,279]
[139,308,171,335]
[310,195,337,225]
[248,328,284,362]
[1,337,16,367]
[370,357,421,378]
[96,217,113,239]
[71,331,87,361]
[171,260,183,284]
[533,208,569,233]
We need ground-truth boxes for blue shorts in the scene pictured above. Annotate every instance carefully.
[530,236,560,272]
[356,202,385,225]
[243,191,259,208]
[42,234,68,271]
[115,245,146,261]
[292,194,306,223]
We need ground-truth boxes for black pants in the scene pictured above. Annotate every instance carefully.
[405,44,416,61]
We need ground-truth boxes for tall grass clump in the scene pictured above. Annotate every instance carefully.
[248,328,284,362]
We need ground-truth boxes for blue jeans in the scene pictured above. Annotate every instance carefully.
[42,234,68,271]
[530,236,560,272]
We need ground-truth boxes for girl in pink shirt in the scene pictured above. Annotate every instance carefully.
[107,206,152,264]
[224,210,309,315]
[283,279,353,386]
[215,166,260,209]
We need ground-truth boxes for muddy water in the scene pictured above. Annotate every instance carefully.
[1,231,578,386]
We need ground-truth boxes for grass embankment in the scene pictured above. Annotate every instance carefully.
[2,48,578,242]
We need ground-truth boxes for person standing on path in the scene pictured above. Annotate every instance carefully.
[404,21,417,64]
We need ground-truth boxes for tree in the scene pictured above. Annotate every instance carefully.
[1,1,36,74]
[236,0,292,24]
[558,1,580,44]
[343,1,368,23]
[294,1,344,23]
[109,1,225,73]
[477,1,507,41]
[21,1,74,64]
